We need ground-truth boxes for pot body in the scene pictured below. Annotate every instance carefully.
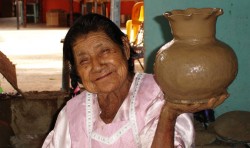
[154,8,238,104]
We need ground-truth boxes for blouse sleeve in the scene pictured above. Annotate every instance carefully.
[139,93,195,148]
[42,107,72,148]
[174,113,195,148]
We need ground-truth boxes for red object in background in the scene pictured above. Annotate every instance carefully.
[42,0,81,23]
[41,0,135,23]
[121,1,135,16]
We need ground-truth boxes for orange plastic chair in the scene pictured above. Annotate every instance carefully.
[126,2,144,43]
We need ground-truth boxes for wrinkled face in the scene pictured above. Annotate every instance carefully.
[72,31,130,94]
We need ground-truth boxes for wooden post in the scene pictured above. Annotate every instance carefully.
[110,0,120,27]
[38,0,42,23]
[23,0,27,27]
[69,0,74,26]
[61,38,70,92]
[60,0,75,92]
[16,0,20,29]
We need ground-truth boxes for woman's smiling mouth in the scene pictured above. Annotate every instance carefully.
[95,72,112,81]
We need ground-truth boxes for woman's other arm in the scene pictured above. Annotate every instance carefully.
[42,107,71,148]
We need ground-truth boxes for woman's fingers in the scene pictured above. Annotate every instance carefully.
[212,93,229,108]
[165,93,230,113]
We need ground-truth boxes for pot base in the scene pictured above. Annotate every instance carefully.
[165,93,225,104]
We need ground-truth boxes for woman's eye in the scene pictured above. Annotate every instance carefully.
[79,58,89,65]
[101,48,110,54]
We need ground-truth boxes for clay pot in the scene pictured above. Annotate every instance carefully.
[154,8,238,104]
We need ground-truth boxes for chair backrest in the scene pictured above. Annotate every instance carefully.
[126,1,144,43]
[131,2,144,23]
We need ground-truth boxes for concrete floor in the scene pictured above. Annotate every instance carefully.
[0,18,68,92]
[0,17,144,93]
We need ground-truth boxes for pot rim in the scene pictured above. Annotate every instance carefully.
[164,8,223,18]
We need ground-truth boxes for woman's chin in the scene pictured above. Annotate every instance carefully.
[85,86,114,94]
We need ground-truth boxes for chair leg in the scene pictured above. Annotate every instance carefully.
[34,4,39,23]
[27,3,38,23]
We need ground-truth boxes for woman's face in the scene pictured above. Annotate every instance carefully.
[72,31,130,94]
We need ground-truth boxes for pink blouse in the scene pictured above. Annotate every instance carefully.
[42,73,194,148]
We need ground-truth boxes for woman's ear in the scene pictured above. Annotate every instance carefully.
[121,36,131,60]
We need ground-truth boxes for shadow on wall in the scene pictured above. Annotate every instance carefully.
[145,15,172,73]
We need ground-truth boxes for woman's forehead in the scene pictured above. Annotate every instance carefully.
[72,32,119,54]
[74,32,111,45]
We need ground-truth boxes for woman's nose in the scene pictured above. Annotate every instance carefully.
[91,58,103,72]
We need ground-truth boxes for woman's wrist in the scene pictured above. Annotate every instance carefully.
[160,103,180,121]
[151,103,178,148]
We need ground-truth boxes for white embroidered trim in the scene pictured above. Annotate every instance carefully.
[91,122,131,144]
[86,92,93,148]
[86,73,144,147]
[130,73,143,148]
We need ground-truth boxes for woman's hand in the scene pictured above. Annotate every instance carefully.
[162,93,229,117]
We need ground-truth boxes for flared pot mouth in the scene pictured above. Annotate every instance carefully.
[164,8,223,19]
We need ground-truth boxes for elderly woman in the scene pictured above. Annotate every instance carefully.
[42,13,228,148]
